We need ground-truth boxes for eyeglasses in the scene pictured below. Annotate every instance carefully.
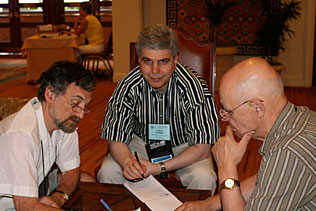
[63,96,91,114]
[220,100,250,120]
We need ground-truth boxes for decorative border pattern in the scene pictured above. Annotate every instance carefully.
[166,0,177,27]
[166,0,280,56]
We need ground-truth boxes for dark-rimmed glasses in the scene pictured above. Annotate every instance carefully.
[63,96,91,114]
[220,100,249,120]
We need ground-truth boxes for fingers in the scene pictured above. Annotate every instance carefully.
[123,156,145,180]
[213,125,254,168]
[240,131,253,148]
[175,204,184,211]
[175,201,207,211]
[39,196,59,208]
[175,202,189,211]
[225,125,234,137]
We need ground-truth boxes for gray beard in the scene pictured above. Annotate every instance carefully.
[50,108,80,133]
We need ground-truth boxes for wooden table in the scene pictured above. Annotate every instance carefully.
[21,34,80,83]
[64,182,212,211]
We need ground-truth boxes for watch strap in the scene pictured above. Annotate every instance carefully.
[159,162,168,179]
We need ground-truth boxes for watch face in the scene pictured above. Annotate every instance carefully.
[159,171,168,179]
[225,178,235,188]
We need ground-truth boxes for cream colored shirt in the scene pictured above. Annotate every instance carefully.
[0,98,80,210]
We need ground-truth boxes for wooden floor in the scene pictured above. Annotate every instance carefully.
[0,75,315,182]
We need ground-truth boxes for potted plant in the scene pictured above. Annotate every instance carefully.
[203,0,236,44]
[203,0,238,90]
[257,0,302,72]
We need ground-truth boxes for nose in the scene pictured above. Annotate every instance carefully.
[74,110,85,119]
[151,62,159,74]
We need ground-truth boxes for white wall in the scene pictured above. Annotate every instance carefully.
[235,0,315,87]
[279,0,315,87]
[112,0,143,82]
[143,0,166,27]
[112,0,166,82]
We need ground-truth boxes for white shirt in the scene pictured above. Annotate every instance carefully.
[0,98,80,210]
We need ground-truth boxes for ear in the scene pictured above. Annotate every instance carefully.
[251,99,265,119]
[44,86,56,103]
[174,54,179,65]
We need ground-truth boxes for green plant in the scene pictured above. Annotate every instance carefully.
[257,0,302,65]
[203,0,237,44]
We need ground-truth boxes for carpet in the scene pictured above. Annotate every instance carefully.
[0,66,26,83]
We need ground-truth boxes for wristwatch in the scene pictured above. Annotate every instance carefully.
[54,190,69,203]
[159,162,168,179]
[219,178,240,192]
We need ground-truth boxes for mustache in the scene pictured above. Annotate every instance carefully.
[68,116,80,123]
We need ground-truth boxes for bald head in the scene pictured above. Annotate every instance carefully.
[219,58,287,139]
[220,58,285,104]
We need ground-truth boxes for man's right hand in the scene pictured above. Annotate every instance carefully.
[13,195,62,210]
[108,141,160,180]
[39,195,61,208]
[122,154,147,180]
[175,200,211,211]
[175,195,221,211]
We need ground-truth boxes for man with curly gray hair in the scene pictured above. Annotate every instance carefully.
[0,61,95,210]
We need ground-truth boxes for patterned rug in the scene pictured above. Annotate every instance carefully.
[0,66,26,83]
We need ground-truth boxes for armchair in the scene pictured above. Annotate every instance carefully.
[0,98,29,120]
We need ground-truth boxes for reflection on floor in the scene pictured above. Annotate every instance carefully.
[0,58,27,67]
[0,58,27,83]
[0,57,114,82]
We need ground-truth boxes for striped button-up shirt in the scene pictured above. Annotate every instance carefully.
[246,102,316,210]
[101,63,220,147]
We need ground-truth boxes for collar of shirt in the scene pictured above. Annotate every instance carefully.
[260,101,293,156]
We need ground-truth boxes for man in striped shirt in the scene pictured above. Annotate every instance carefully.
[97,24,220,192]
[177,58,315,210]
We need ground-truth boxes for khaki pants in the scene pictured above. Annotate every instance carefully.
[97,136,217,194]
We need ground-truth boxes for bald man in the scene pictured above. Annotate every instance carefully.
[176,58,316,211]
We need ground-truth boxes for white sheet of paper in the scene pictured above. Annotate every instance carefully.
[145,193,182,211]
[124,175,182,211]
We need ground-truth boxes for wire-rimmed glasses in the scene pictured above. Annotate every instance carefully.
[63,95,91,114]
[220,100,250,120]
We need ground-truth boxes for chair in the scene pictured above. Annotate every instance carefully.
[130,28,217,97]
[82,32,113,79]
[0,98,29,120]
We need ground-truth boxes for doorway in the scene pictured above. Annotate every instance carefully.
[0,0,47,52]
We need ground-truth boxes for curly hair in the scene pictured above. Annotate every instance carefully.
[37,61,96,101]
[136,24,179,58]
